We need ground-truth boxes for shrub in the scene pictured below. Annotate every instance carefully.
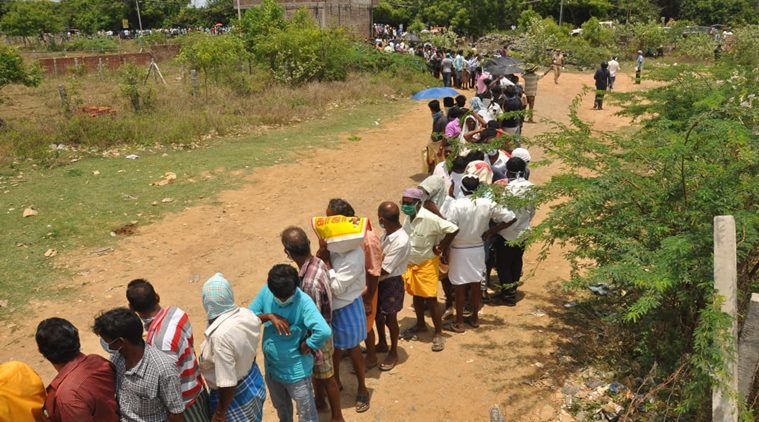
[59,36,120,53]
[515,16,561,66]
[673,33,716,61]
[724,25,759,66]
[178,33,249,88]
[250,9,352,84]
[523,63,759,419]
[119,64,156,113]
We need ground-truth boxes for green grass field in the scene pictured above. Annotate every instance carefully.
[0,100,400,317]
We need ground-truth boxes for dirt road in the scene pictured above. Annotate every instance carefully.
[1,72,652,421]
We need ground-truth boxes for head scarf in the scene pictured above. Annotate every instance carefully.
[465,160,494,185]
[202,273,236,320]
[402,188,424,201]
[511,147,531,163]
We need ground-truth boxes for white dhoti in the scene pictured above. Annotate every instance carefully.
[448,244,486,286]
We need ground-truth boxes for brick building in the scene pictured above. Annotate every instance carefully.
[238,0,377,39]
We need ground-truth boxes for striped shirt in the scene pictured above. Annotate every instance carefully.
[523,73,540,96]
[145,306,203,408]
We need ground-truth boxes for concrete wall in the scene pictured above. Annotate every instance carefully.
[239,0,375,38]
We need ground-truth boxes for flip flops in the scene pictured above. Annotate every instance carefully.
[443,322,465,333]
[355,391,371,413]
[379,359,397,371]
[465,317,480,328]
[431,335,444,352]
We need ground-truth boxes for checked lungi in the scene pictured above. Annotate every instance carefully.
[209,363,266,422]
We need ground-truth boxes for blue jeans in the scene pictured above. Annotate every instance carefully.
[442,71,452,87]
[265,372,318,422]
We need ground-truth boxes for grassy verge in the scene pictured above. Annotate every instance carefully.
[0,98,404,317]
[0,59,434,163]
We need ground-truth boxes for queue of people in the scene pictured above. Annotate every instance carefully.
[1,88,536,422]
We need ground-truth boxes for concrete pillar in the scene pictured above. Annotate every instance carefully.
[739,293,759,399]
[712,215,738,422]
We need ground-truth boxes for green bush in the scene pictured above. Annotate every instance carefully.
[523,63,759,419]
[345,43,427,75]
[515,16,562,66]
[724,25,759,66]
[58,36,121,53]
[178,32,249,88]
[119,64,156,112]
[673,33,716,61]
[245,7,352,84]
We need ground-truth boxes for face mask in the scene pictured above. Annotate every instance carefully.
[274,294,295,307]
[401,203,418,216]
[100,337,122,354]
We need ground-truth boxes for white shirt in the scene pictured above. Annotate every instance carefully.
[199,307,261,389]
[450,171,465,199]
[607,60,620,77]
[447,197,516,247]
[403,207,459,265]
[498,178,536,241]
[328,247,366,309]
[380,229,410,279]
[432,162,452,194]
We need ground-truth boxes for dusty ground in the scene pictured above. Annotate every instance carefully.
[1,71,655,421]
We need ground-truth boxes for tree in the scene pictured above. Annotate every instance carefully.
[0,44,41,97]
[519,62,758,418]
[680,0,758,25]
[239,0,286,56]
[178,32,249,89]
[0,1,64,41]
[60,0,127,33]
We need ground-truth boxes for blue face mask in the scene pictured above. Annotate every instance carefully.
[274,294,295,307]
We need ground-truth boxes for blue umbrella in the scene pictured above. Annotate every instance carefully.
[410,87,460,100]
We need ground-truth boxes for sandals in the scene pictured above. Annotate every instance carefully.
[465,317,480,328]
[355,391,371,413]
[431,335,445,352]
[443,322,465,333]
[379,359,397,371]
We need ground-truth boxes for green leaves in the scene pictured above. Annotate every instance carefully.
[0,44,41,91]
[526,62,758,417]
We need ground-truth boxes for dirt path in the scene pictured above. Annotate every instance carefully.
[2,72,655,421]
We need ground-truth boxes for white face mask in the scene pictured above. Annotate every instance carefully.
[274,294,295,307]
[100,337,122,354]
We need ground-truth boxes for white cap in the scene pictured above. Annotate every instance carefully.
[511,147,531,163]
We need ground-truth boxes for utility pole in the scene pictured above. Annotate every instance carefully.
[558,0,564,26]
[237,0,242,20]
[135,0,143,31]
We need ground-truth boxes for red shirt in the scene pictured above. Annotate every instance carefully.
[44,354,118,422]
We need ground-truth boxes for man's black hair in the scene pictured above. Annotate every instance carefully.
[36,318,80,365]
[506,157,527,174]
[126,279,158,313]
[480,126,498,143]
[448,107,462,120]
[267,264,298,299]
[281,226,311,258]
[428,99,441,113]
[452,156,468,172]
[443,97,455,108]
[93,307,143,344]
[461,176,480,194]
[465,150,485,162]
[327,198,355,217]
[505,85,517,97]
[455,95,467,107]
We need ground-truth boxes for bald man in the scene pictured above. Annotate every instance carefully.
[375,202,410,370]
